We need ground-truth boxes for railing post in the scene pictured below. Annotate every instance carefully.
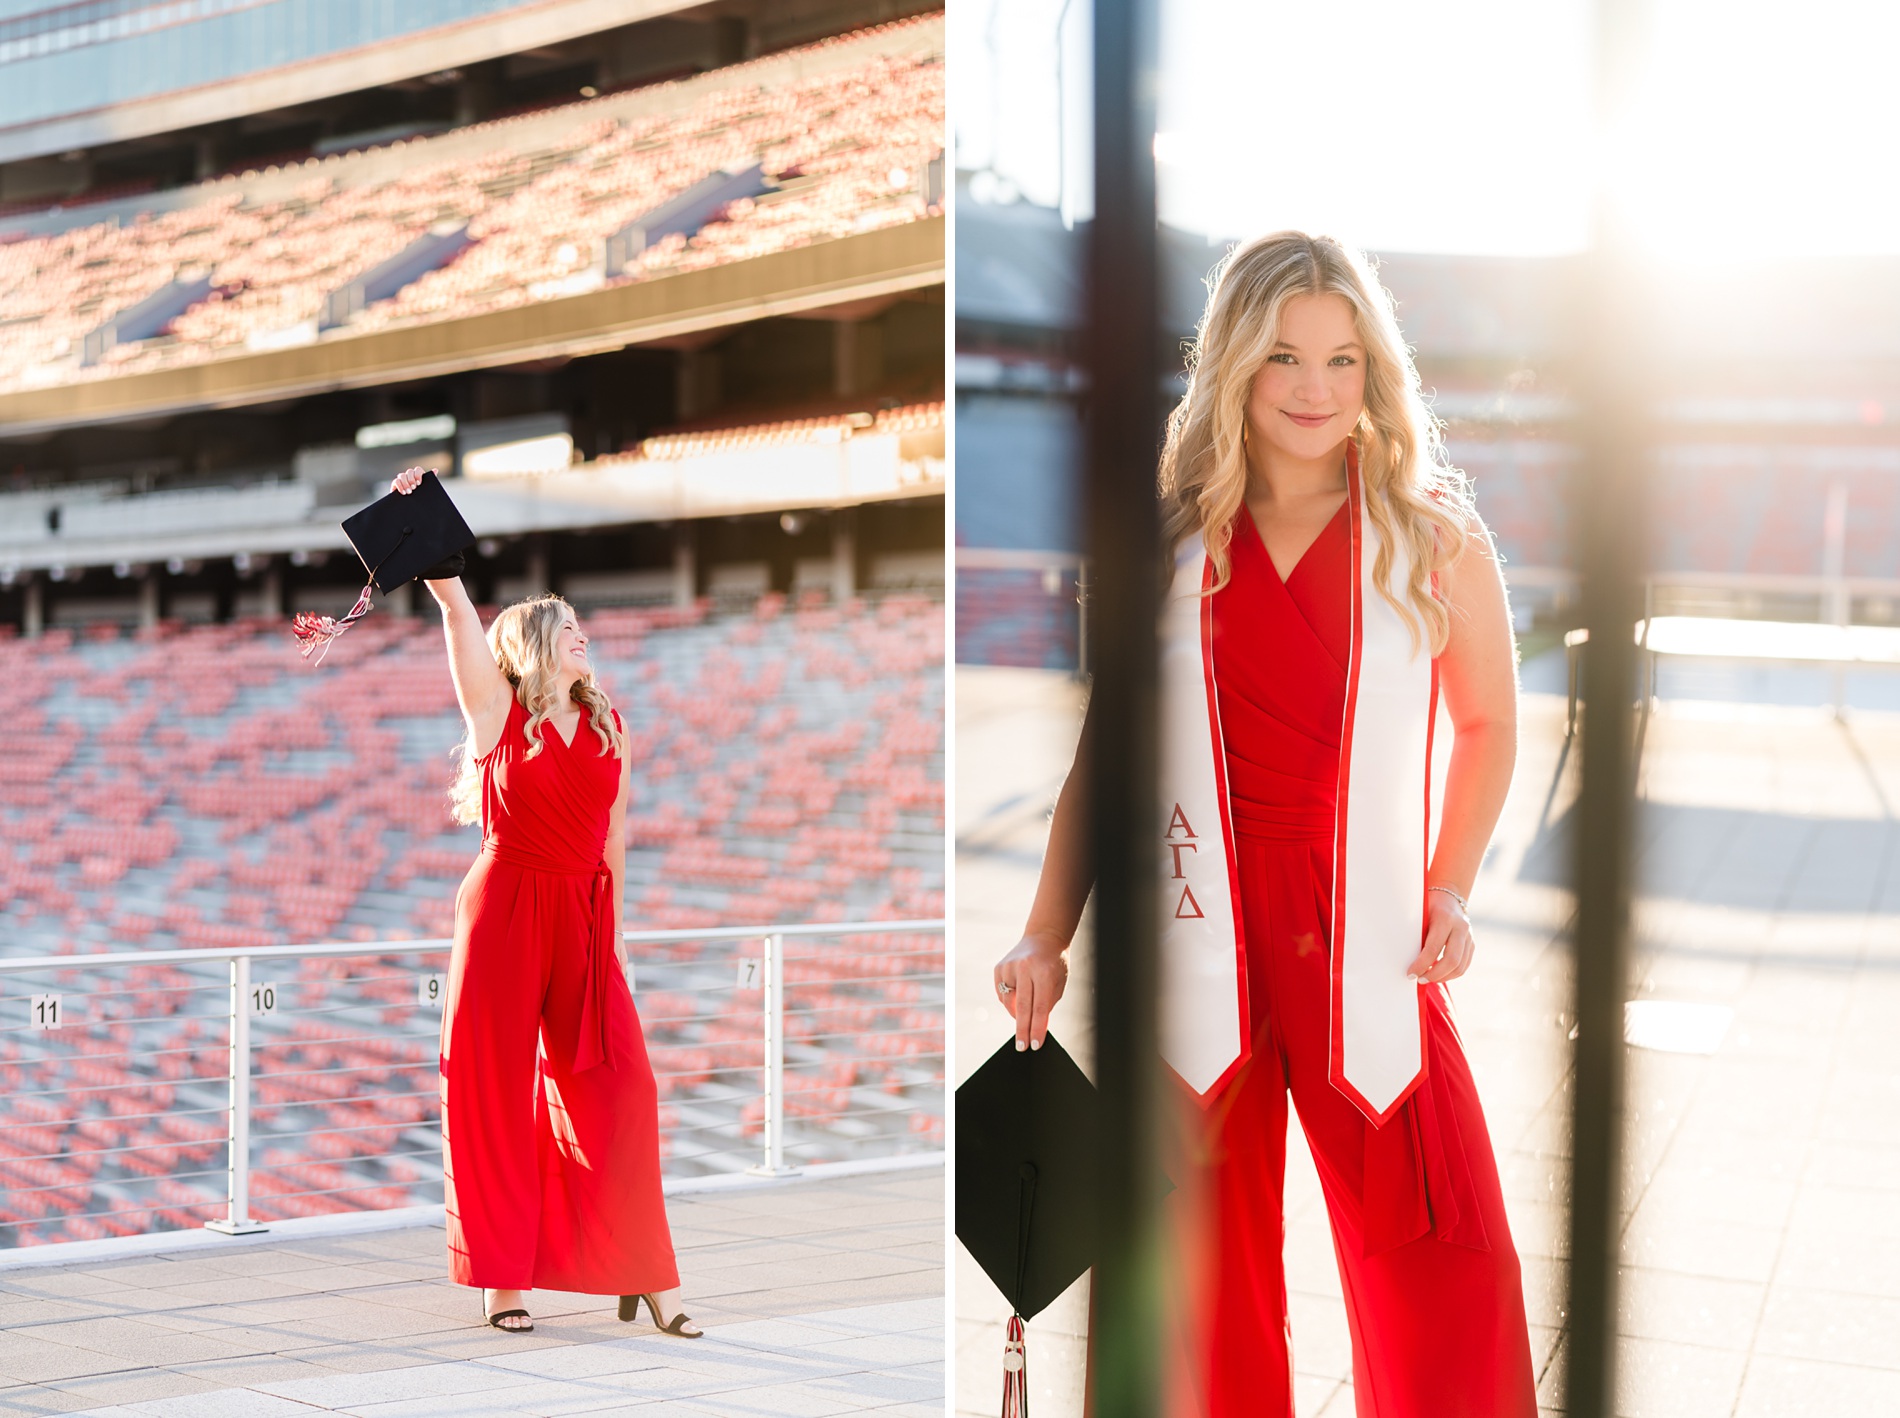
[748,932,798,1177]
[206,955,266,1235]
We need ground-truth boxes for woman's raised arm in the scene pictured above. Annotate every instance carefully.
[391,467,512,757]
[993,700,1097,1051]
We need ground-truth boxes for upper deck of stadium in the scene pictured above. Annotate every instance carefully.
[0,11,944,432]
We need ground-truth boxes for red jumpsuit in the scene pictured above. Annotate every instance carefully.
[439,697,679,1296]
[1171,505,1536,1417]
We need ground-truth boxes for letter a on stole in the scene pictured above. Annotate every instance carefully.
[1158,443,1435,1124]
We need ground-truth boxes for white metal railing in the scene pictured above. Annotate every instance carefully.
[954,548,1090,675]
[0,919,943,1246]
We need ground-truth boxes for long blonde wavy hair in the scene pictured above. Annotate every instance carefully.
[1158,231,1477,656]
[447,594,626,826]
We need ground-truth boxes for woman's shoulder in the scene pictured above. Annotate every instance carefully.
[477,694,526,759]
[587,701,625,748]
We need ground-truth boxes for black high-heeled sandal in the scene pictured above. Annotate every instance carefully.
[482,1290,534,1333]
[619,1292,702,1337]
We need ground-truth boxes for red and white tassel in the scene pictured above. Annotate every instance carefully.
[1002,1313,1028,1418]
[290,582,374,665]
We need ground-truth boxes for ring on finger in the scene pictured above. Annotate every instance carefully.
[997,981,1014,995]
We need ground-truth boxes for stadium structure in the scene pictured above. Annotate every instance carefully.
[0,1,945,1246]
[956,169,1900,668]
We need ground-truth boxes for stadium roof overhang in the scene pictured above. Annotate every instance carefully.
[0,0,708,168]
[0,219,944,438]
[0,471,946,575]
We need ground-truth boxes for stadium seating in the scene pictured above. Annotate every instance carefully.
[616,400,946,464]
[0,15,944,394]
[952,434,1900,666]
[1454,438,1900,580]
[0,589,943,1244]
[954,566,1080,671]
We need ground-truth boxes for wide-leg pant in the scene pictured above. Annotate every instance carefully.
[1167,833,1537,1418]
[439,847,680,1295]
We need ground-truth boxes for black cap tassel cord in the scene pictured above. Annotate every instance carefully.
[1004,1163,1037,1418]
[290,528,411,665]
[289,471,475,666]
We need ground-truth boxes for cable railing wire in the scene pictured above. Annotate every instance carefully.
[0,920,942,1248]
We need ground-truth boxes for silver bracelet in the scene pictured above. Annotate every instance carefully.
[1428,884,1469,914]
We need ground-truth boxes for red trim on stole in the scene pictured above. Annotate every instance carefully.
[1325,443,1429,1128]
[1193,553,1252,1106]
[1418,656,1440,1073]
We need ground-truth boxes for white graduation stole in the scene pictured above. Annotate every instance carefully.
[1159,449,1436,1125]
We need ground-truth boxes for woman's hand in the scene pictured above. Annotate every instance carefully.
[994,932,1069,1052]
[391,466,428,495]
[1409,890,1475,984]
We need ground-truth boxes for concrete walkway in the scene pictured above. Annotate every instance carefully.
[954,663,1900,1418]
[0,1167,943,1416]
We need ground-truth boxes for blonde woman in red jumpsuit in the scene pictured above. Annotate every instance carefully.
[395,468,698,1337]
[993,234,1537,1415]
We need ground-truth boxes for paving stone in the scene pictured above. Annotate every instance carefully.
[1752,1285,1900,1371]
[0,1387,126,1415]
[1616,1268,1763,1351]
[0,1336,137,1387]
[1,1175,940,1416]
[35,1370,220,1409]
[1735,1353,1900,1417]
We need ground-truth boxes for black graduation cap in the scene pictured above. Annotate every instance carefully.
[291,470,474,663]
[957,1032,1100,1318]
[957,1033,1100,1416]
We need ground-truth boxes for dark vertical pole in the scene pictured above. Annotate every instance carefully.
[1086,2,1163,1416]
[1567,1,1647,1413]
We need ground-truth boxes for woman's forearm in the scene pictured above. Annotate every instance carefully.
[427,572,473,615]
[1021,758,1095,948]
[1427,719,1516,899]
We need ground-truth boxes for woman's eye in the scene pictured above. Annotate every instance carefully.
[1330,355,1358,366]
[1268,352,1297,365]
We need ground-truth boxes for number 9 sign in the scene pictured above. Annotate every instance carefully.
[419,974,445,1007]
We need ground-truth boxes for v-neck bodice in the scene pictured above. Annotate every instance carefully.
[477,697,623,870]
[1246,495,1349,587]
[1210,504,1351,843]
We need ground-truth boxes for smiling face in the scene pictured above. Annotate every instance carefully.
[1244,291,1368,470]
[554,610,589,681]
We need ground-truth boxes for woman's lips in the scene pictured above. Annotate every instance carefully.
[1282,410,1333,428]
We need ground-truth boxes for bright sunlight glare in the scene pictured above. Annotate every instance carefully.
[961,0,1900,258]
[1613,0,1900,261]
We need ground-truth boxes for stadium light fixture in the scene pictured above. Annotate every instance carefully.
[356,415,457,450]
[462,434,574,479]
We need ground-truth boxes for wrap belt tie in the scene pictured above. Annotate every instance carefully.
[482,839,618,1074]
[1361,992,1491,1258]
[1231,822,1490,1259]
